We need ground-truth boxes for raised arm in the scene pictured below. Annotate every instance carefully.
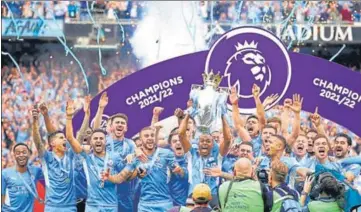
[262,93,279,109]
[93,92,108,129]
[285,94,303,147]
[310,107,327,137]
[65,100,83,154]
[252,84,266,131]
[220,116,232,156]
[76,96,91,141]
[281,99,292,137]
[174,108,184,126]
[39,103,57,134]
[151,107,164,126]
[300,175,315,206]
[229,87,252,142]
[154,125,163,145]
[32,105,45,157]
[178,114,192,153]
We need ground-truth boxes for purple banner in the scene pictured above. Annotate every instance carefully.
[73,27,361,137]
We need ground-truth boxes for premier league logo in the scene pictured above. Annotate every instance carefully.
[204,27,292,114]
[225,40,271,99]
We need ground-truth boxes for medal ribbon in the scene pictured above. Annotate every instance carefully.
[17,170,44,204]
[91,153,109,182]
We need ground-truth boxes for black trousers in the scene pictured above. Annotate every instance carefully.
[77,199,86,212]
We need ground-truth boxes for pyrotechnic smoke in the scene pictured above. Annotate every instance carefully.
[130,1,208,69]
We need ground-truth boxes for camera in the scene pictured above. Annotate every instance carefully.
[256,168,269,184]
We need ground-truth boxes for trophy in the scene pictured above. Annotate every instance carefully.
[188,70,230,135]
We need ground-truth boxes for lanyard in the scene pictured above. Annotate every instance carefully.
[187,152,193,184]
[200,156,211,183]
[17,169,44,204]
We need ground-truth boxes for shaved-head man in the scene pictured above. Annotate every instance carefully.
[233,158,253,178]
[218,158,270,212]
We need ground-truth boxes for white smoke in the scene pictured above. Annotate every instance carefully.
[130,1,208,69]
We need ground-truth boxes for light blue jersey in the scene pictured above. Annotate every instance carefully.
[305,157,343,172]
[252,134,262,157]
[342,164,361,178]
[73,154,87,200]
[188,145,220,195]
[41,149,77,212]
[221,154,238,174]
[106,136,136,212]
[80,151,117,211]
[136,148,177,212]
[169,155,189,206]
[338,156,361,178]
[1,166,43,212]
[291,153,314,168]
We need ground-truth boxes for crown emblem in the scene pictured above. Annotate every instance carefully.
[235,40,258,51]
[202,70,223,89]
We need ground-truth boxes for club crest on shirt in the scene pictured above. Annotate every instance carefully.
[154,156,163,169]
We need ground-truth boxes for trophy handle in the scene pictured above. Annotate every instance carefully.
[217,87,231,95]
[191,84,203,90]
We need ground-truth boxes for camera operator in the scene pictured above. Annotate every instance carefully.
[268,161,301,212]
[218,158,271,212]
[300,173,344,212]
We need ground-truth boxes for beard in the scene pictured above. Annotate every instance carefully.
[93,146,104,154]
[143,141,155,150]
[334,147,347,159]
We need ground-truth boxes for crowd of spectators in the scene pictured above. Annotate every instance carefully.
[2,1,361,23]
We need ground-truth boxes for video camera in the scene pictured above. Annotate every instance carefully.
[309,172,345,201]
[256,168,269,184]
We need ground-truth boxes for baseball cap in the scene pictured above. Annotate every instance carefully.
[192,183,212,203]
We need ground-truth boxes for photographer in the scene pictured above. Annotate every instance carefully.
[300,173,343,212]
[218,158,270,212]
[268,161,301,212]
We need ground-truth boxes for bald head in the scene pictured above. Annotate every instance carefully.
[234,158,253,178]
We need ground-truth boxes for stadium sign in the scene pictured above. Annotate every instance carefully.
[2,18,64,38]
[219,24,361,44]
[275,24,353,42]
[73,26,361,138]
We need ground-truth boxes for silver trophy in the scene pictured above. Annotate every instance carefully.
[188,70,230,135]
